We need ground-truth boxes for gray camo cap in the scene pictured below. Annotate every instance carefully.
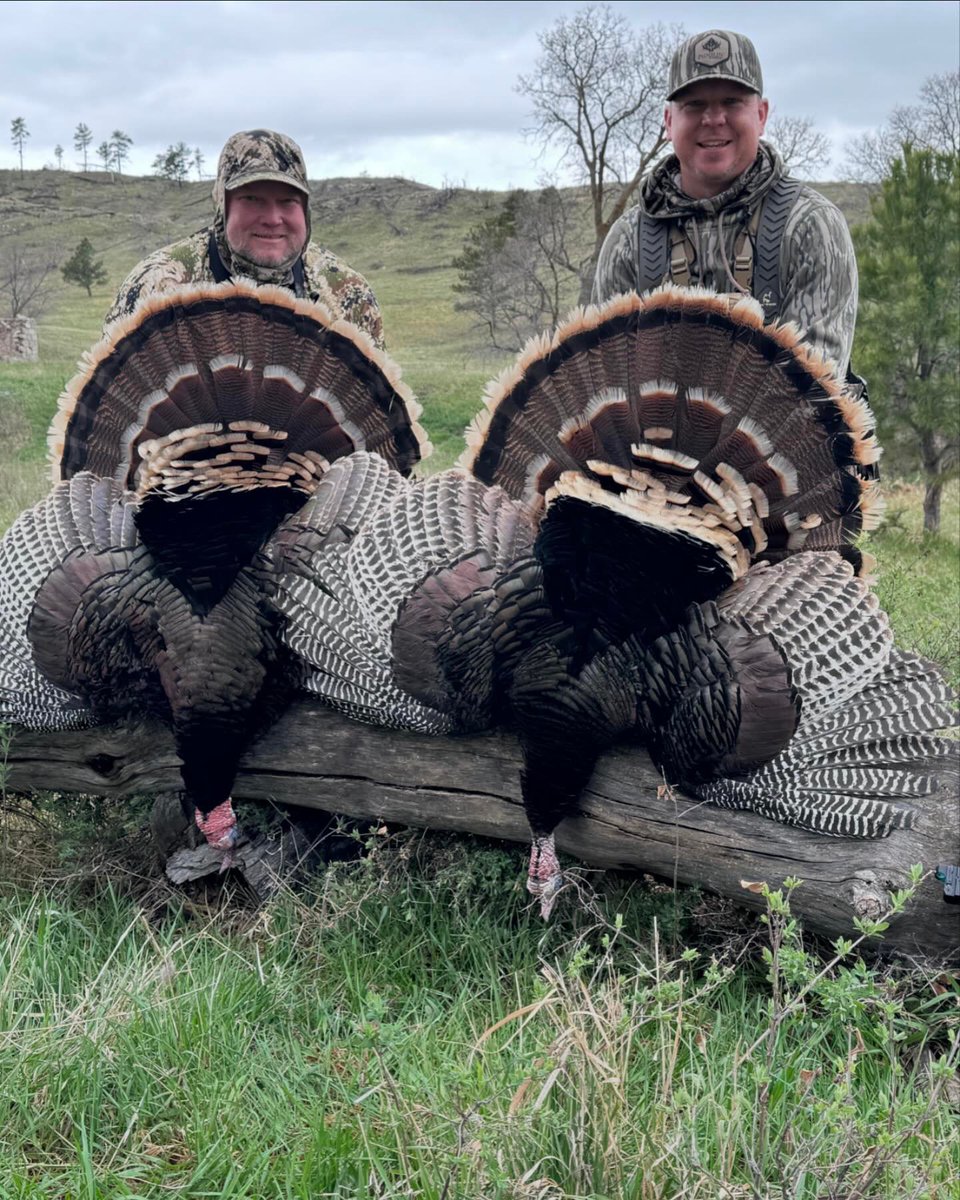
[667,30,764,100]
[212,129,310,211]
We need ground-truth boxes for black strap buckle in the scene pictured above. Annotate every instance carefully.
[935,864,960,904]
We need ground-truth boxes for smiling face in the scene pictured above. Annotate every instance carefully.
[664,80,769,199]
[224,180,308,267]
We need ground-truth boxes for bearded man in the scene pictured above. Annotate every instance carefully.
[593,30,858,376]
[103,129,383,347]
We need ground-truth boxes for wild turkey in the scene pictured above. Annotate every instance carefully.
[0,280,428,864]
[278,287,955,916]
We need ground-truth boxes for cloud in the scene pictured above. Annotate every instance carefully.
[1,0,957,186]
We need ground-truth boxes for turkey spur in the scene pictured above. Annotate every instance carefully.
[278,287,955,917]
[0,280,428,865]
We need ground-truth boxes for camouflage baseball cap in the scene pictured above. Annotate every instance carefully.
[213,129,310,207]
[666,30,764,100]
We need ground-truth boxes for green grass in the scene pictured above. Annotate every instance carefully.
[0,844,956,1199]
[871,481,960,688]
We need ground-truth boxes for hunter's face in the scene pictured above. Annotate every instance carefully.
[665,80,769,198]
[224,181,308,267]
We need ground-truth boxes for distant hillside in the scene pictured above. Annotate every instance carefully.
[0,168,874,340]
[0,168,875,471]
[0,168,502,358]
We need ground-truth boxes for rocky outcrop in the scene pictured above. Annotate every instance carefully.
[0,316,38,362]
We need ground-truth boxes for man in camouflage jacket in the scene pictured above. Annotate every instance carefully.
[593,30,857,374]
[103,129,384,348]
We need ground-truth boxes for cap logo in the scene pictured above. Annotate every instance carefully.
[694,34,730,66]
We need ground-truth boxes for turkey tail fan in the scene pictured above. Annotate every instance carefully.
[49,279,431,496]
[0,472,139,730]
[274,467,536,731]
[461,287,881,608]
[639,552,957,838]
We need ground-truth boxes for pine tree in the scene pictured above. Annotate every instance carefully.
[11,117,30,178]
[74,122,93,171]
[853,146,960,533]
[54,144,64,170]
[110,130,133,175]
[152,143,190,186]
[61,238,108,297]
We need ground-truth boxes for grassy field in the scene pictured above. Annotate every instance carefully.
[0,825,957,1199]
[1,170,958,1198]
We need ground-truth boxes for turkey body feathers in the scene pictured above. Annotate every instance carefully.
[637,553,956,836]
[0,474,138,730]
[0,472,300,822]
[274,461,538,733]
[2,283,432,854]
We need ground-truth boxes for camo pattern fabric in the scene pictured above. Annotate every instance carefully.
[211,129,310,212]
[593,142,858,374]
[102,232,384,348]
[667,29,763,98]
[102,129,384,347]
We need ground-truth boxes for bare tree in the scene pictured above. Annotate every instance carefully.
[453,189,588,351]
[54,144,64,170]
[193,146,205,181]
[74,122,93,171]
[0,244,59,318]
[766,114,831,178]
[110,130,133,175]
[10,118,29,178]
[844,70,959,181]
[517,7,682,302]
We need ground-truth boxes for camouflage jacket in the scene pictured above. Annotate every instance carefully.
[102,229,384,348]
[593,143,858,374]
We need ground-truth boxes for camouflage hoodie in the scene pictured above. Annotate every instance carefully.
[103,130,384,347]
[593,142,858,373]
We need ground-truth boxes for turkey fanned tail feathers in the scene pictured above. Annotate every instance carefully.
[50,280,430,489]
[463,286,882,617]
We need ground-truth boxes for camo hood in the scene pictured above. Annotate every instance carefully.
[638,139,784,219]
[212,129,312,284]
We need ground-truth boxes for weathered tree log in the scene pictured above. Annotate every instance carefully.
[5,700,959,959]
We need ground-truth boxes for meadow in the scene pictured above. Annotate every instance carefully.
[0,169,957,1198]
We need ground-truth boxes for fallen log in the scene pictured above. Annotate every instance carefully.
[5,700,959,959]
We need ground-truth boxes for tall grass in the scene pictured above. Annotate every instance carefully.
[0,838,957,1199]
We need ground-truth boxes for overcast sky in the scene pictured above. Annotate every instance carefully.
[1,0,957,187]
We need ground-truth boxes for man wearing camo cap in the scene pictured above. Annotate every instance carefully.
[103,129,383,347]
[593,30,858,375]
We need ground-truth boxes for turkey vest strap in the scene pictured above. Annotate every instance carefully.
[634,177,802,320]
[752,178,802,319]
[206,230,308,298]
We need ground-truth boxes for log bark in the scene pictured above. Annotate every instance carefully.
[5,700,959,960]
